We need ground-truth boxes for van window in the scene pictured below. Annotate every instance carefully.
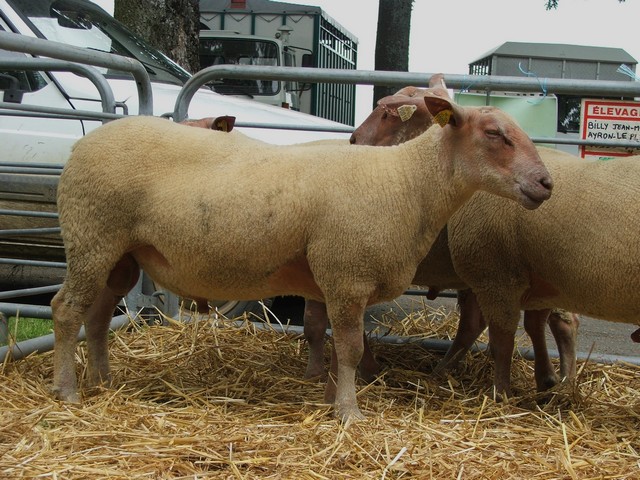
[0,24,47,92]
[10,0,191,86]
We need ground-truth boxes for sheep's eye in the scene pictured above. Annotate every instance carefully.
[382,112,388,119]
[486,129,514,146]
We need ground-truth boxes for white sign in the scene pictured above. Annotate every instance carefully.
[579,99,640,160]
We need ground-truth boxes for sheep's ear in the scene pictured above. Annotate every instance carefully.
[397,104,418,122]
[423,94,462,128]
[428,73,447,90]
[213,115,236,132]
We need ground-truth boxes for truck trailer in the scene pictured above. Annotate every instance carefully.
[199,0,358,125]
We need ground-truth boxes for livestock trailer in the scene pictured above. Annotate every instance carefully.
[199,0,358,125]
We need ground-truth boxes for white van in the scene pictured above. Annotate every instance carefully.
[0,0,350,161]
[0,0,350,317]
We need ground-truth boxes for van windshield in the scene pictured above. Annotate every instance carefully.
[10,0,191,85]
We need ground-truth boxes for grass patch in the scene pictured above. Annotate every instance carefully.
[1,316,54,345]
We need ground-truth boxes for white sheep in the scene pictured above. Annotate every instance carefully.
[441,146,639,395]
[410,226,579,392]
[305,85,577,394]
[51,92,553,421]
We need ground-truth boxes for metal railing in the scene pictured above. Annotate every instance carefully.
[174,64,640,142]
[0,31,153,115]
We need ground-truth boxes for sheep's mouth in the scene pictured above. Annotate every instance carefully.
[521,195,544,210]
[518,184,551,210]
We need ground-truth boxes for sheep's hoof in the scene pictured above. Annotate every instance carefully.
[86,372,112,389]
[323,377,337,404]
[304,367,326,382]
[51,386,81,404]
[536,374,560,392]
[431,362,448,377]
[491,386,512,403]
[334,404,365,424]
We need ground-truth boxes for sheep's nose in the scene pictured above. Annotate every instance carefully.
[539,174,554,193]
[349,133,357,144]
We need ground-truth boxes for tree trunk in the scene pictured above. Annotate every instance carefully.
[373,0,414,107]
[114,0,200,73]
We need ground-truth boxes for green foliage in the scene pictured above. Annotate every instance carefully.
[1,316,54,345]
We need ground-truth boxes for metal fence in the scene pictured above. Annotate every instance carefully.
[2,30,640,362]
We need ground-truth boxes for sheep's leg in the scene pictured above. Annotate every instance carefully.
[84,288,124,387]
[474,289,523,397]
[487,321,518,398]
[85,254,140,387]
[327,331,380,384]
[548,310,578,381]
[324,299,366,421]
[51,286,88,403]
[523,309,560,391]
[358,332,380,383]
[305,299,380,382]
[303,299,329,379]
[433,289,486,375]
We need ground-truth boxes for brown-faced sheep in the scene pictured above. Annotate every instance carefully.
[51,93,553,421]
[304,85,577,394]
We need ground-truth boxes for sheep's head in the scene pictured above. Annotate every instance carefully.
[350,94,435,146]
[350,74,451,147]
[179,115,236,132]
[423,92,553,210]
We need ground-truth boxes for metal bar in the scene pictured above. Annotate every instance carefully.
[0,31,153,115]
[0,163,63,169]
[174,65,640,122]
[404,289,457,298]
[0,227,60,236]
[0,210,58,219]
[0,166,63,175]
[248,322,640,367]
[0,259,66,268]
[0,313,132,361]
[531,136,640,149]
[231,120,353,133]
[0,284,62,301]
[0,58,116,117]
[0,302,52,319]
[0,103,123,122]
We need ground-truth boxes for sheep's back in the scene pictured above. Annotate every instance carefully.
[447,148,640,322]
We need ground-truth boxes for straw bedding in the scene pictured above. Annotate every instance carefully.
[1,301,639,479]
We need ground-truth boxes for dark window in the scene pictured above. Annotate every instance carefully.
[0,25,47,93]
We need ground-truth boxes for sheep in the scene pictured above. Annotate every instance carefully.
[442,147,639,395]
[347,75,446,148]
[50,92,553,421]
[304,85,577,393]
[410,226,579,392]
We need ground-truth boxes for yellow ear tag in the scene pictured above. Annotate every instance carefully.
[397,104,417,122]
[433,109,453,127]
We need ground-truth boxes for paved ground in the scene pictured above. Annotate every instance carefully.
[365,293,640,361]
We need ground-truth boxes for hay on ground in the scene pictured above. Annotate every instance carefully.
[1,304,639,479]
